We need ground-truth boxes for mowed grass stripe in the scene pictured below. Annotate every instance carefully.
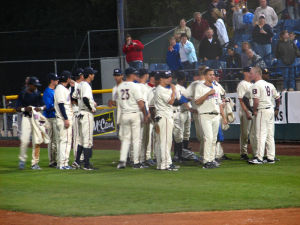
[0,147,300,216]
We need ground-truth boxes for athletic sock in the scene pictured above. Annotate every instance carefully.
[76,145,83,164]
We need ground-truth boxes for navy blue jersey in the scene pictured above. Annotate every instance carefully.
[16,89,44,109]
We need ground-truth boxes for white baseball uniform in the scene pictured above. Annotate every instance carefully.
[251,80,280,161]
[148,86,158,161]
[54,84,73,167]
[194,82,222,164]
[237,80,256,156]
[154,85,174,170]
[117,81,143,165]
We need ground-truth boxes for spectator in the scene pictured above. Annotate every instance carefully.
[242,7,254,41]
[166,36,182,75]
[275,30,300,91]
[179,33,198,74]
[253,0,278,28]
[252,14,274,67]
[203,0,226,29]
[241,42,252,67]
[290,32,300,50]
[245,48,267,68]
[211,8,229,46]
[225,0,236,29]
[269,0,286,19]
[191,12,210,57]
[174,19,191,42]
[297,0,300,19]
[122,34,144,70]
[199,28,222,68]
[233,4,245,44]
[226,47,242,70]
[287,0,297,19]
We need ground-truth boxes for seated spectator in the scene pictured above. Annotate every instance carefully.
[166,36,182,75]
[233,4,245,44]
[226,47,242,70]
[211,8,229,47]
[199,28,222,68]
[245,48,267,68]
[290,32,300,50]
[179,33,197,75]
[275,30,300,91]
[122,34,144,69]
[253,0,278,28]
[287,0,297,19]
[174,19,191,42]
[242,7,254,41]
[252,14,274,67]
[191,12,209,57]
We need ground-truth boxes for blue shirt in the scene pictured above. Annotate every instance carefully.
[166,43,182,71]
[243,12,254,25]
[43,87,56,118]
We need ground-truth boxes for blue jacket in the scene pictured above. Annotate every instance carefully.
[43,87,56,118]
[166,43,182,71]
[180,40,198,64]
[243,12,254,25]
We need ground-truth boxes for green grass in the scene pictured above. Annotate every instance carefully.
[0,147,300,217]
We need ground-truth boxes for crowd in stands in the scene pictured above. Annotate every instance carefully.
[123,0,300,92]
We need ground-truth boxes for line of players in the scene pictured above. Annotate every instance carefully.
[111,65,280,171]
[16,67,98,170]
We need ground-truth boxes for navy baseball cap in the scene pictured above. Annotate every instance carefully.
[149,71,157,78]
[176,70,187,81]
[243,67,251,72]
[125,67,139,76]
[113,68,123,76]
[60,70,71,81]
[160,70,172,79]
[75,68,84,76]
[84,66,98,76]
[28,76,42,86]
[139,68,148,77]
[154,72,161,81]
[48,73,59,81]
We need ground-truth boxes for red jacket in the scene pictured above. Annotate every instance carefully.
[191,19,209,41]
[122,40,144,63]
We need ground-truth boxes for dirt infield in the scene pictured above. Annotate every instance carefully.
[1,139,299,156]
[1,208,300,225]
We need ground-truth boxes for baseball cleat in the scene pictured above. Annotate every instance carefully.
[31,164,42,170]
[202,162,215,169]
[19,161,25,170]
[221,154,232,160]
[263,158,275,164]
[117,161,126,169]
[169,164,180,169]
[240,154,249,160]
[132,163,144,169]
[145,159,155,166]
[248,158,263,164]
[166,167,178,171]
[83,167,95,171]
[72,162,80,169]
[140,162,149,168]
[212,161,220,168]
[58,166,65,170]
[49,162,57,168]
[64,166,74,170]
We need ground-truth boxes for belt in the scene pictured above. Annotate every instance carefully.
[258,107,271,110]
[200,112,219,115]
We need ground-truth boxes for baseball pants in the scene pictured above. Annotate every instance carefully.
[47,118,58,165]
[199,114,220,164]
[19,115,39,166]
[239,110,256,156]
[157,116,174,170]
[78,111,94,149]
[255,109,275,161]
[139,119,154,162]
[119,113,141,164]
[72,113,83,160]
[173,110,191,144]
[56,117,73,167]
[193,113,204,156]
[146,122,154,160]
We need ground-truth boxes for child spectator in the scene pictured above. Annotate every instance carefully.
[166,36,182,75]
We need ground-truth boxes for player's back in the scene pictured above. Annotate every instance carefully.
[117,81,142,113]
[77,81,93,111]
[252,80,279,109]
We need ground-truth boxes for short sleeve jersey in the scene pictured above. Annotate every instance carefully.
[251,80,280,109]
[237,80,253,107]
[117,81,143,114]
[54,84,73,119]
[154,85,174,119]
[77,81,95,111]
[185,80,205,109]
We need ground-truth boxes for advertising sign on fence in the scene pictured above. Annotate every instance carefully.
[93,111,116,136]
[287,91,300,123]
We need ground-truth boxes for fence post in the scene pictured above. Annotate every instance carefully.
[87,31,91,66]
[2,95,8,137]
[54,59,57,75]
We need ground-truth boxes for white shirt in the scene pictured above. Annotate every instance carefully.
[214,18,229,46]
[138,83,150,110]
[185,80,205,109]
[77,81,96,112]
[70,82,79,113]
[154,85,174,119]
[175,84,191,111]
[237,80,253,107]
[213,81,226,96]
[179,43,188,62]
[54,84,73,119]
[117,81,143,114]
[251,80,280,110]
[194,82,222,114]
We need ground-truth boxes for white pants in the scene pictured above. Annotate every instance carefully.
[255,109,275,161]
[72,113,81,157]
[239,110,256,156]
[140,120,154,162]
[215,142,224,159]
[119,113,141,164]
[173,111,191,143]
[78,111,94,148]
[57,117,73,167]
[47,118,58,165]
[157,116,174,170]
[199,114,220,164]
[146,122,154,160]
[19,115,39,166]
[193,113,204,156]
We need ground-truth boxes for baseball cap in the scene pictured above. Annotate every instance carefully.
[160,70,172,79]
[125,67,139,76]
[48,73,59,81]
[154,72,161,81]
[60,70,71,81]
[176,70,187,81]
[28,76,42,87]
[149,71,157,78]
[75,68,84,76]
[243,67,251,72]
[259,14,265,19]
[84,66,98,76]
[139,68,148,77]
[113,68,123,76]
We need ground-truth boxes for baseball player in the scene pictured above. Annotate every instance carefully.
[237,67,256,160]
[54,71,73,170]
[116,67,148,169]
[73,67,97,170]
[16,77,45,170]
[43,73,59,167]
[248,67,280,164]
[194,68,227,169]
[154,71,179,171]
[70,68,85,167]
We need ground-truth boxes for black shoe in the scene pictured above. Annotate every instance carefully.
[263,158,275,164]
[221,154,231,160]
[240,154,249,160]
[145,159,155,166]
[117,161,126,169]
[274,157,280,161]
[140,162,149,168]
[202,162,214,169]
[133,163,144,169]
[169,164,180,169]
[49,162,57,168]
[215,158,222,163]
